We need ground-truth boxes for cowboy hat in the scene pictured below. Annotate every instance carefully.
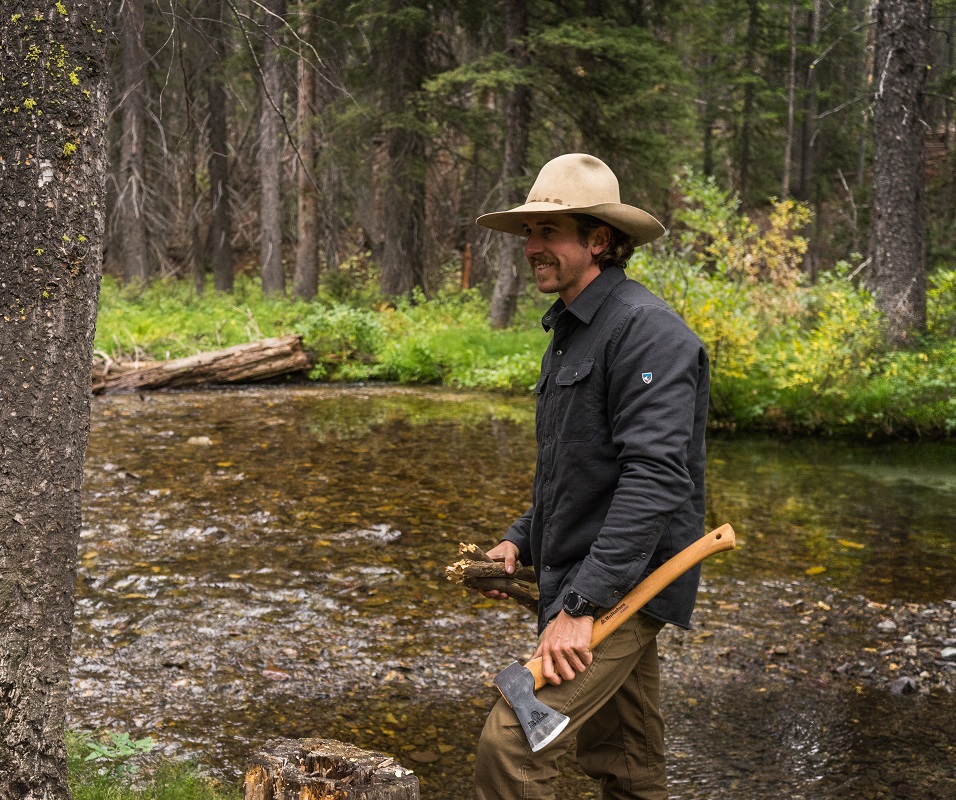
[476,153,665,245]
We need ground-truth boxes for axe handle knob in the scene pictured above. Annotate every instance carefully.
[526,523,736,691]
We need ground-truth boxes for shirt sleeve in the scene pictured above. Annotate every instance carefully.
[570,304,707,608]
[503,505,534,568]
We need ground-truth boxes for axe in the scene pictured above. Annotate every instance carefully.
[493,523,736,752]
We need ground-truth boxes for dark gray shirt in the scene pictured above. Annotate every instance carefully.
[504,266,710,633]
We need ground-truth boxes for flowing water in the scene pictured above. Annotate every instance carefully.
[71,386,956,799]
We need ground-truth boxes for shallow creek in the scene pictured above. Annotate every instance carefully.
[70,386,956,799]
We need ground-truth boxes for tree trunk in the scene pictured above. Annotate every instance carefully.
[206,0,234,292]
[738,0,759,202]
[379,2,430,299]
[781,0,798,201]
[0,2,110,797]
[293,10,319,299]
[868,0,930,347]
[118,0,150,284]
[260,0,286,295]
[245,739,419,799]
[797,0,822,202]
[181,9,206,293]
[489,0,531,329]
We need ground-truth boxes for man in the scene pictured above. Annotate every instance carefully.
[473,153,710,800]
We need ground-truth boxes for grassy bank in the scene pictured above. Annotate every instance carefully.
[68,732,239,800]
[93,178,956,440]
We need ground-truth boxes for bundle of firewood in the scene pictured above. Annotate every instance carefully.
[445,543,539,612]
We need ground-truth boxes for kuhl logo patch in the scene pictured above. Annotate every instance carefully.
[642,372,653,384]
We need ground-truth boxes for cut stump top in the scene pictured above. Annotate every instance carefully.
[245,737,420,800]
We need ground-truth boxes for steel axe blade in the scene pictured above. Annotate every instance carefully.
[492,524,736,751]
[493,661,569,752]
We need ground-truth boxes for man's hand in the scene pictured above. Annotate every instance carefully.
[481,540,521,600]
[534,611,594,685]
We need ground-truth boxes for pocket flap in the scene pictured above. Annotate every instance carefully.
[555,359,594,386]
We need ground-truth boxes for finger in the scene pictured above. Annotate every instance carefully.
[542,651,563,686]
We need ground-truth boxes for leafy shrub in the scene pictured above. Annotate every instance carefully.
[68,731,238,800]
[92,173,954,437]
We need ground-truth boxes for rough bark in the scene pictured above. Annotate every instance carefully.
[93,335,312,394]
[245,738,419,799]
[868,0,930,346]
[0,2,110,797]
[489,0,531,329]
[118,0,150,284]
[259,0,286,295]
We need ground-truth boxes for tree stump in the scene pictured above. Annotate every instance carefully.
[244,738,420,800]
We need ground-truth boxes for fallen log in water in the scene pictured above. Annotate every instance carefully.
[244,738,419,800]
[93,335,312,394]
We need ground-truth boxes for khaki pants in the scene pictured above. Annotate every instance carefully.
[475,613,666,800]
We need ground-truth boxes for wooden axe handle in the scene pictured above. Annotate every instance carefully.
[525,523,736,690]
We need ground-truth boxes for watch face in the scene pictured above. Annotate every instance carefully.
[564,592,595,616]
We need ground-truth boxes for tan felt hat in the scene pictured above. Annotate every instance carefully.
[476,153,665,245]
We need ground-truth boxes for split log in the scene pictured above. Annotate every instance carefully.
[93,335,311,394]
[446,543,539,613]
[244,738,419,800]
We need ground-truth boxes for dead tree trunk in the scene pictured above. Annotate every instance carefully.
[244,739,419,800]
[93,336,311,394]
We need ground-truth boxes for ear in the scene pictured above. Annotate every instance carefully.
[589,226,611,256]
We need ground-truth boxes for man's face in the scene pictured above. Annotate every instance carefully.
[521,214,607,304]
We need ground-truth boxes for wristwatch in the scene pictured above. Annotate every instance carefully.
[562,590,599,618]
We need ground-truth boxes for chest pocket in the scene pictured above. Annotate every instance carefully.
[554,358,598,442]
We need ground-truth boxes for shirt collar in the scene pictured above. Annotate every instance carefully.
[541,267,627,331]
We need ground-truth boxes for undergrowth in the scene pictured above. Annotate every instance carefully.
[93,174,956,439]
[67,731,239,800]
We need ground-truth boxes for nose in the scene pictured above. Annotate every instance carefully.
[525,233,543,257]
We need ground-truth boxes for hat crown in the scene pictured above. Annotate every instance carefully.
[525,153,621,209]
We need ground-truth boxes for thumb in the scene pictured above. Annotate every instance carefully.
[504,551,517,575]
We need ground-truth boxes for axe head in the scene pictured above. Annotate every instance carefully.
[493,661,569,752]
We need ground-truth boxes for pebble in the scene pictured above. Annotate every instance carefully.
[941,647,956,661]
[877,618,897,632]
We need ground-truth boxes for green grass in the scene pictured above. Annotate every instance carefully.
[92,174,956,439]
[67,732,240,800]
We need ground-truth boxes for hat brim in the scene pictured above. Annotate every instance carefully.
[476,201,665,246]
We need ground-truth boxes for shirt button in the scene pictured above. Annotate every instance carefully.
[555,349,563,355]
[544,565,551,571]
[640,552,648,559]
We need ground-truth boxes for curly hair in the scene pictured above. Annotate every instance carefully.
[571,214,635,271]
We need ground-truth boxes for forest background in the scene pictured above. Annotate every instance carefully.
[98,0,956,438]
